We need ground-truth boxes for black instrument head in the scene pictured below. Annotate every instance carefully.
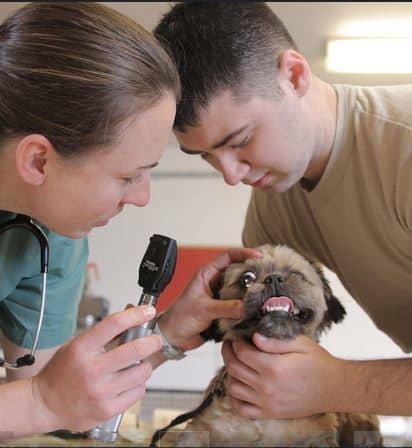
[138,234,177,296]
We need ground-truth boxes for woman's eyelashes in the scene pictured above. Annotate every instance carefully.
[122,172,145,184]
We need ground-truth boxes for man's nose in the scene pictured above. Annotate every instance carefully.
[214,151,249,186]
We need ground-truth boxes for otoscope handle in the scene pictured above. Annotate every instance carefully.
[119,319,155,344]
[89,234,177,443]
[119,293,158,343]
[88,295,158,442]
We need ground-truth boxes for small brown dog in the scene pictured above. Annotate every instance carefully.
[155,244,382,447]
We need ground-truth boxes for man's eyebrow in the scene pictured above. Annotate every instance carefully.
[211,124,249,149]
[179,124,249,155]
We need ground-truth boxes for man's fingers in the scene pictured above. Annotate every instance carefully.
[227,376,257,406]
[201,248,262,284]
[77,306,156,353]
[213,248,263,272]
[222,341,259,384]
[208,298,244,320]
[101,334,162,372]
[230,396,263,420]
[252,333,309,354]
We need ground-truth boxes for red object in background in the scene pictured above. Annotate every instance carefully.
[157,246,229,312]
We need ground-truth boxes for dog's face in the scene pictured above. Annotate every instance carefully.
[211,244,346,342]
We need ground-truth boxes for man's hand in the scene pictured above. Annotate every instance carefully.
[222,333,346,419]
[31,305,162,432]
[158,248,262,352]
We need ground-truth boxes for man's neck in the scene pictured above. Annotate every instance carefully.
[303,77,337,188]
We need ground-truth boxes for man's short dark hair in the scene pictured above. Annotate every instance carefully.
[154,1,297,132]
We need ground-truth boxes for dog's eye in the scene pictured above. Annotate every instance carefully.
[239,271,256,288]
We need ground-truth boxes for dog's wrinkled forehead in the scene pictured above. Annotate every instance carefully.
[224,244,321,288]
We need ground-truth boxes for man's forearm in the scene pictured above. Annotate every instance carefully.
[341,357,412,415]
[0,378,53,441]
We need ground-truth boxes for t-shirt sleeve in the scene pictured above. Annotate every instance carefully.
[0,229,89,350]
[396,142,412,234]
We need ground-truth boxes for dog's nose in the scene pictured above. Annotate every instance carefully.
[264,275,285,295]
[264,275,284,286]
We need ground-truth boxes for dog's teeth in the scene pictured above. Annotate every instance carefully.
[265,304,290,313]
[292,307,300,315]
[262,297,296,315]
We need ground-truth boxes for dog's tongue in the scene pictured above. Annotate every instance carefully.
[262,296,294,314]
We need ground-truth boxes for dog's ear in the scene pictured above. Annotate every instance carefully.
[310,261,346,331]
[325,293,346,325]
[200,272,225,343]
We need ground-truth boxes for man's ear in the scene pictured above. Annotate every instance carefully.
[277,49,311,98]
[14,134,54,186]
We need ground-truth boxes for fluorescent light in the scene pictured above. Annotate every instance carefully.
[338,20,412,38]
[326,38,412,73]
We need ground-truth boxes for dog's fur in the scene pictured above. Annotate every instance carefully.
[160,245,382,447]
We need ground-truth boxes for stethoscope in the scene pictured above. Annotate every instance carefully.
[0,214,49,370]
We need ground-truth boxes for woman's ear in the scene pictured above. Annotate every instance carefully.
[277,49,311,98]
[14,134,54,186]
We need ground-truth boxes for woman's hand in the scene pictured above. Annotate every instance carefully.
[222,334,346,419]
[159,248,262,352]
[31,305,162,432]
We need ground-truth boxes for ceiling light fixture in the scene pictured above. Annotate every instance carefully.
[326,38,412,73]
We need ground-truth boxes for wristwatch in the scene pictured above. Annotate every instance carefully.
[153,316,186,360]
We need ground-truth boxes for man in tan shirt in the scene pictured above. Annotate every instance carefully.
[155,2,412,419]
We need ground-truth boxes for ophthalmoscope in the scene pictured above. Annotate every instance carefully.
[88,234,177,443]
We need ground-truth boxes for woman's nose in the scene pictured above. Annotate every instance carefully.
[122,176,151,207]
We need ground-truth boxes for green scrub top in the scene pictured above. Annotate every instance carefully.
[0,211,89,349]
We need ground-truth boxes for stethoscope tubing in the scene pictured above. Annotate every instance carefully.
[0,214,49,369]
[30,272,47,358]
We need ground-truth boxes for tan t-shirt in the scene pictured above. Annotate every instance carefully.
[243,84,412,352]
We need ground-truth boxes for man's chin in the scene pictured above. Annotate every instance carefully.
[266,180,295,194]
[271,173,306,193]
